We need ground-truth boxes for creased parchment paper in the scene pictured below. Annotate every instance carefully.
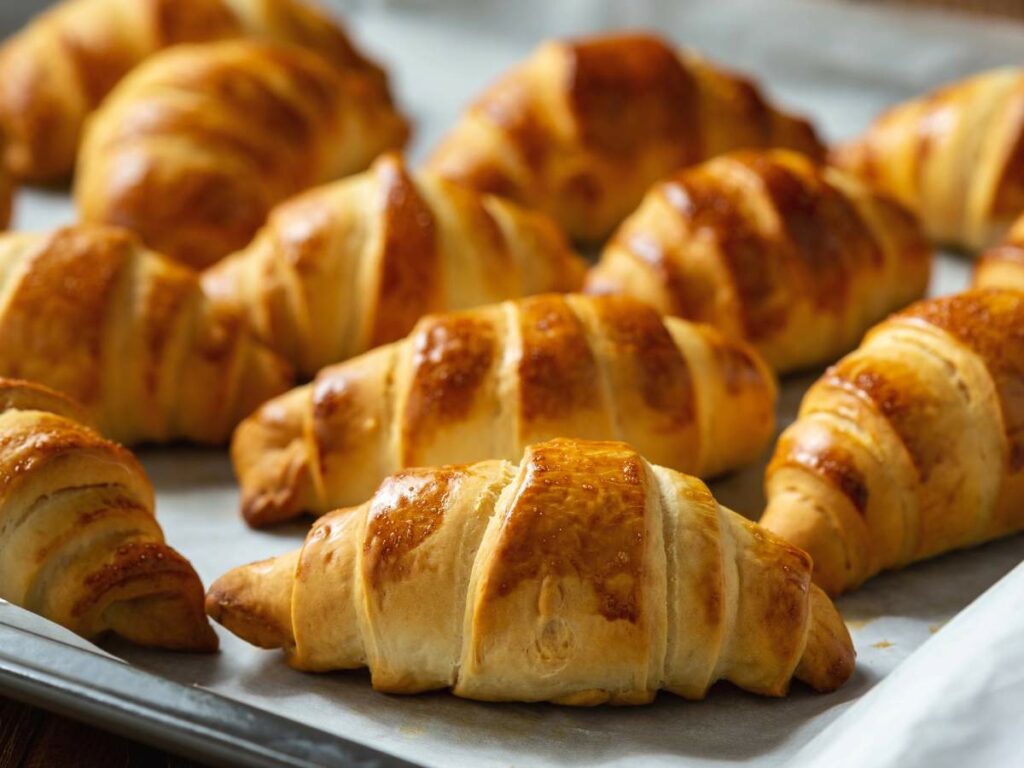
[5,1,1024,766]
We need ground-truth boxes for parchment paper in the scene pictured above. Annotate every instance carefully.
[5,1,1024,766]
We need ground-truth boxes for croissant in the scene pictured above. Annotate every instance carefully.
[975,212,1024,290]
[0,225,292,445]
[831,68,1024,251]
[762,289,1024,596]
[0,0,390,182]
[585,150,931,373]
[0,377,216,651]
[75,39,409,269]
[209,437,853,702]
[425,33,824,243]
[233,293,777,527]
[203,153,587,377]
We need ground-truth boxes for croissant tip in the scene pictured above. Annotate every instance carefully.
[205,559,295,651]
[795,584,856,693]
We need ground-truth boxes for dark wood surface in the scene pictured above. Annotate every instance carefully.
[0,696,206,768]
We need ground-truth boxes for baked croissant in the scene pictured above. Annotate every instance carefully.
[762,289,1024,596]
[75,39,409,269]
[233,293,777,527]
[203,153,587,377]
[585,150,932,373]
[425,32,825,243]
[831,68,1024,251]
[975,212,1024,290]
[0,0,390,182]
[0,225,292,445]
[0,377,216,651]
[209,438,854,703]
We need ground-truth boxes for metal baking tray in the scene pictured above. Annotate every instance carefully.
[0,605,413,767]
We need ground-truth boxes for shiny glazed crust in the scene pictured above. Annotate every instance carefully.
[831,68,1024,251]
[0,377,216,651]
[585,149,932,372]
[0,225,293,445]
[762,289,1024,594]
[426,33,824,242]
[231,293,777,526]
[75,39,409,269]
[203,153,586,377]
[207,438,854,703]
[0,0,390,182]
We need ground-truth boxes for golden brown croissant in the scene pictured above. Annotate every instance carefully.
[208,438,854,703]
[203,153,587,377]
[831,68,1024,251]
[0,0,390,182]
[585,149,932,373]
[426,33,824,243]
[975,212,1024,290]
[233,293,777,527]
[0,377,216,651]
[75,39,409,269]
[762,289,1024,596]
[0,225,292,445]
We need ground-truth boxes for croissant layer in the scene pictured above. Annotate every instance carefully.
[0,0,390,181]
[586,150,931,372]
[426,33,824,242]
[0,377,216,651]
[832,68,1024,251]
[0,225,292,445]
[231,293,777,526]
[208,438,854,703]
[76,39,408,269]
[762,289,1024,595]
[203,153,586,376]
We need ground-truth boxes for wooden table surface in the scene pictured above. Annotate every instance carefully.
[0,697,204,768]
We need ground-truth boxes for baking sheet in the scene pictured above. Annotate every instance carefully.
[4,0,1024,766]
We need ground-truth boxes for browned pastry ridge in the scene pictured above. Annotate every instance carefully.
[0,377,216,651]
[586,149,932,373]
[762,289,1024,595]
[426,32,825,242]
[75,39,409,269]
[232,293,777,527]
[0,225,292,446]
[831,68,1024,252]
[208,438,854,703]
[0,0,391,182]
[203,153,587,378]
[976,211,1024,290]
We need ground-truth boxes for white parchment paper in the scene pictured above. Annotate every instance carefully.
[4,1,1024,766]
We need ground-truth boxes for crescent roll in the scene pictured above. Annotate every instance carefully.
[426,33,825,242]
[0,377,216,651]
[76,39,409,269]
[585,150,932,372]
[0,0,389,182]
[762,289,1024,595]
[208,438,854,703]
[232,293,777,527]
[831,68,1024,251]
[203,153,586,377]
[0,225,292,445]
